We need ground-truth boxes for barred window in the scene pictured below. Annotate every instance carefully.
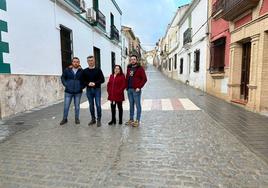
[194,50,200,72]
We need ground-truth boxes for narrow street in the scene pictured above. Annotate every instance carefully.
[1,65,268,188]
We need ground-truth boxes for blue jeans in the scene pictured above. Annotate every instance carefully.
[86,88,102,120]
[63,92,82,119]
[127,89,142,121]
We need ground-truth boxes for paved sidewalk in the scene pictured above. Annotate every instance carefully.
[163,71,268,164]
[0,65,268,187]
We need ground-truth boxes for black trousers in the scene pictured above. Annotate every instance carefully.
[110,101,123,123]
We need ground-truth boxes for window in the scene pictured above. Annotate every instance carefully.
[174,54,177,70]
[60,25,73,71]
[111,52,115,73]
[194,50,200,72]
[210,37,226,73]
[180,58,183,74]
[169,58,172,71]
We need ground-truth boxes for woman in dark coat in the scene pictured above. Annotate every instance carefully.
[107,65,126,125]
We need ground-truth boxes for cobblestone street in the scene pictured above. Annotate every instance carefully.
[1,66,268,188]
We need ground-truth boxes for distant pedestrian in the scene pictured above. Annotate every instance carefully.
[125,54,147,127]
[60,57,84,125]
[83,56,105,127]
[107,65,126,125]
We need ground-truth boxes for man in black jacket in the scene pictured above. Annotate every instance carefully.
[83,56,105,127]
[60,57,84,125]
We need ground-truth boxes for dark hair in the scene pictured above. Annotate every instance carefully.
[87,55,94,59]
[72,57,80,61]
[113,65,123,75]
[130,54,138,59]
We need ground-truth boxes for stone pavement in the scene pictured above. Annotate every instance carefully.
[0,65,268,187]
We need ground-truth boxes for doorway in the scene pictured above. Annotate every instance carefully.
[93,47,101,69]
[240,42,251,101]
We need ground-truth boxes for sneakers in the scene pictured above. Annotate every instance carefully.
[75,118,80,124]
[125,120,134,126]
[60,119,68,125]
[125,120,140,127]
[88,119,96,126]
[132,120,140,127]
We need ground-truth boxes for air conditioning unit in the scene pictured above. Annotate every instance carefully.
[80,0,86,10]
[86,8,97,22]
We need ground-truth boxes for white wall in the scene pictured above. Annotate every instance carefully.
[6,0,121,77]
[176,0,208,90]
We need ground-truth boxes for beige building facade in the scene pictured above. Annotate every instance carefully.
[210,0,268,113]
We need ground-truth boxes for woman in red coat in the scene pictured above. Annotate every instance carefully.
[107,65,126,125]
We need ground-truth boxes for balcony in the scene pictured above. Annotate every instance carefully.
[110,25,120,41]
[212,0,260,21]
[60,0,86,12]
[183,28,192,46]
[96,10,106,30]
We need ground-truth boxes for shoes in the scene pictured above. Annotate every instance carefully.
[60,119,68,125]
[125,120,134,126]
[132,120,140,127]
[97,120,101,127]
[88,119,96,126]
[75,118,80,124]
[108,120,116,125]
[119,120,122,125]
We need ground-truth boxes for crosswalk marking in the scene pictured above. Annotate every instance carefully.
[161,99,173,111]
[180,98,200,111]
[80,98,200,111]
[143,99,153,111]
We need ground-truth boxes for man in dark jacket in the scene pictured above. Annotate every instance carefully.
[125,54,147,127]
[60,57,84,125]
[83,56,105,127]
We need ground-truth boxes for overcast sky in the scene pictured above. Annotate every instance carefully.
[116,0,191,51]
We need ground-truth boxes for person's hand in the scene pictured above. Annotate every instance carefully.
[135,88,140,92]
[88,82,95,86]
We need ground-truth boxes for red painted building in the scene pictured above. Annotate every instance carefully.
[206,0,231,100]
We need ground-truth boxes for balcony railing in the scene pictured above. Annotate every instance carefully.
[96,10,106,30]
[68,0,85,10]
[59,0,85,12]
[212,0,260,21]
[183,28,192,45]
[111,25,120,41]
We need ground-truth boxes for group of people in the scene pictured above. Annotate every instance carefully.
[60,54,147,127]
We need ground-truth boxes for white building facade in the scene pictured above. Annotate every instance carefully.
[0,0,122,118]
[176,0,208,90]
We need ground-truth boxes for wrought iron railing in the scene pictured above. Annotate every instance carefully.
[212,0,260,20]
[183,28,192,45]
[111,25,119,41]
[96,9,106,30]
